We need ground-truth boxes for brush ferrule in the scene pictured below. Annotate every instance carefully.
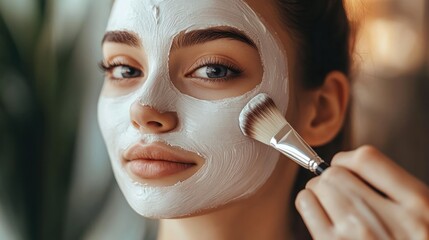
[270,124,326,174]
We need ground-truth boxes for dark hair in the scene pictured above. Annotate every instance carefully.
[275,0,352,239]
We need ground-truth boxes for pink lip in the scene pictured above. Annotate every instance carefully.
[123,143,197,179]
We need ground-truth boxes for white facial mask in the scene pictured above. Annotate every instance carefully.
[98,0,289,218]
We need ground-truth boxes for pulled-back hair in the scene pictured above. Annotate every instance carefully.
[275,0,352,238]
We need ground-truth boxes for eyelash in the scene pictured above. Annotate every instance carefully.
[187,57,244,82]
[98,57,243,83]
[98,60,142,81]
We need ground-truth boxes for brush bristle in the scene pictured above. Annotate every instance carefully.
[239,93,287,145]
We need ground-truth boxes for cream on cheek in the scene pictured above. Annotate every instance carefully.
[97,0,289,218]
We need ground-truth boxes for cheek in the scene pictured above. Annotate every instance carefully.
[156,90,262,160]
[285,96,299,127]
[284,90,311,134]
[191,118,241,145]
[177,100,245,145]
[97,97,136,150]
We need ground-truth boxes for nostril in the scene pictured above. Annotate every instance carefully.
[132,120,140,129]
[147,121,163,128]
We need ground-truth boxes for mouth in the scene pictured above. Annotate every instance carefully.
[122,142,199,180]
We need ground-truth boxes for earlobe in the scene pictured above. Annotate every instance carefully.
[302,71,350,146]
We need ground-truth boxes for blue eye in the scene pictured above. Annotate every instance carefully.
[111,65,142,79]
[190,63,242,81]
[99,61,143,80]
[194,64,234,79]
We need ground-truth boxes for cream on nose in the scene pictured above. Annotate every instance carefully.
[130,101,178,134]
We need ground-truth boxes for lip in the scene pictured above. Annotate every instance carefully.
[123,142,198,180]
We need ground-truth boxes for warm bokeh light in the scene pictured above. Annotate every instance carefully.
[357,17,423,75]
[351,0,429,185]
[348,0,425,75]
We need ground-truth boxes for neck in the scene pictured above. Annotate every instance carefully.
[157,157,298,240]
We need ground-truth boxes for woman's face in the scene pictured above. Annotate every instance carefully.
[99,0,292,218]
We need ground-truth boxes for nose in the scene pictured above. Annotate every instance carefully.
[130,101,178,134]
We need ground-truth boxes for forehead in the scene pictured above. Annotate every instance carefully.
[107,0,264,46]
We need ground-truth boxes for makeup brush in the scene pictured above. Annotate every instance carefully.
[239,93,329,175]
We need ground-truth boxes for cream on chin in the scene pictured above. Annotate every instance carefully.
[98,0,289,218]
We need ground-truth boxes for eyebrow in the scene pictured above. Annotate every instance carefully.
[102,31,141,47]
[101,27,256,50]
[172,27,256,50]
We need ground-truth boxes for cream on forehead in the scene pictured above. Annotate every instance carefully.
[98,0,289,218]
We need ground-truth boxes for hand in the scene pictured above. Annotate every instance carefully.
[295,145,429,240]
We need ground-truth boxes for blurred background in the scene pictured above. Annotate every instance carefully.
[0,0,428,239]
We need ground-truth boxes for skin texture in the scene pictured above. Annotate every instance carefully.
[100,0,429,238]
[297,146,429,240]
[100,0,291,218]
[98,0,296,219]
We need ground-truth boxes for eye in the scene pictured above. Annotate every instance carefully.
[99,61,143,80]
[187,57,243,82]
[193,64,239,79]
[111,65,142,79]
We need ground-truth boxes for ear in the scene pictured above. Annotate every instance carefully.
[300,71,350,147]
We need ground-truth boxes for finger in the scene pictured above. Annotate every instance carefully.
[307,168,360,224]
[376,200,429,240]
[308,167,389,240]
[326,164,429,239]
[324,166,393,239]
[295,189,332,240]
[332,145,429,210]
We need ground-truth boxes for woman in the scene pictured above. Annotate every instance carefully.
[98,0,429,239]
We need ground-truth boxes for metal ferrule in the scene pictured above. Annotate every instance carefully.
[270,123,325,174]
